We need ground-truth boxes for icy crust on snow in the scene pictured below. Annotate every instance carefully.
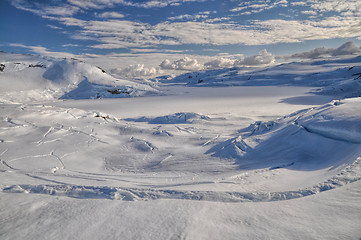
[209,98,361,170]
[0,53,158,103]
[164,56,361,98]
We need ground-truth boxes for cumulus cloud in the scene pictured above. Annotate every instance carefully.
[235,49,275,66]
[332,41,361,56]
[204,58,236,69]
[204,50,275,69]
[160,57,203,71]
[162,50,275,71]
[289,41,361,59]
[111,64,163,78]
[289,47,329,59]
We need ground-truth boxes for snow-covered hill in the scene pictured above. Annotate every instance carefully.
[165,56,361,98]
[0,52,158,103]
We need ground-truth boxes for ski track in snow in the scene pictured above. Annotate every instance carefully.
[2,156,361,202]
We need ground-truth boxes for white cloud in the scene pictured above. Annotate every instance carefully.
[47,15,361,50]
[10,0,361,50]
[204,50,275,69]
[111,64,163,78]
[46,24,62,30]
[290,1,306,6]
[96,11,125,19]
[80,52,214,74]
[204,58,235,69]
[67,0,118,9]
[10,0,206,20]
[160,50,275,71]
[160,57,203,71]
[332,41,361,55]
[11,0,80,17]
[133,0,169,8]
[8,43,77,59]
[301,10,317,15]
[67,0,206,9]
[289,47,330,59]
[56,17,86,27]
[289,41,361,59]
[124,0,208,9]
[62,44,80,47]
[168,10,211,22]
[235,49,275,66]
[7,42,276,76]
[42,5,80,16]
[205,17,231,23]
[152,21,255,45]
[168,14,209,21]
[307,0,361,15]
[230,6,247,12]
[230,0,287,14]
[9,0,361,59]
[130,48,158,53]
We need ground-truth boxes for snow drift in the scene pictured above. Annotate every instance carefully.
[208,98,361,171]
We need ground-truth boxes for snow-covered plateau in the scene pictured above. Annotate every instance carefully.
[1,52,361,239]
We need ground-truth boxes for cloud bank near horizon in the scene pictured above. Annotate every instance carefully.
[8,41,361,78]
[287,41,361,59]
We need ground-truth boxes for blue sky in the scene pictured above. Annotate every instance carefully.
[1,0,361,75]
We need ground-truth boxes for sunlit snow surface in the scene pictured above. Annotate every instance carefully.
[1,53,361,239]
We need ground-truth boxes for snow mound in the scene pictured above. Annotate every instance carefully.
[126,112,210,124]
[296,98,361,144]
[0,52,158,103]
[238,120,279,136]
[206,136,250,159]
[208,97,361,170]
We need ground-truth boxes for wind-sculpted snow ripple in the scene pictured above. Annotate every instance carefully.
[3,157,361,202]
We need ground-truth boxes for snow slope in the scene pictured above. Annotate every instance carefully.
[1,53,361,239]
[0,52,158,103]
[165,56,361,98]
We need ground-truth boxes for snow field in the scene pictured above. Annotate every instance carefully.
[1,53,361,239]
